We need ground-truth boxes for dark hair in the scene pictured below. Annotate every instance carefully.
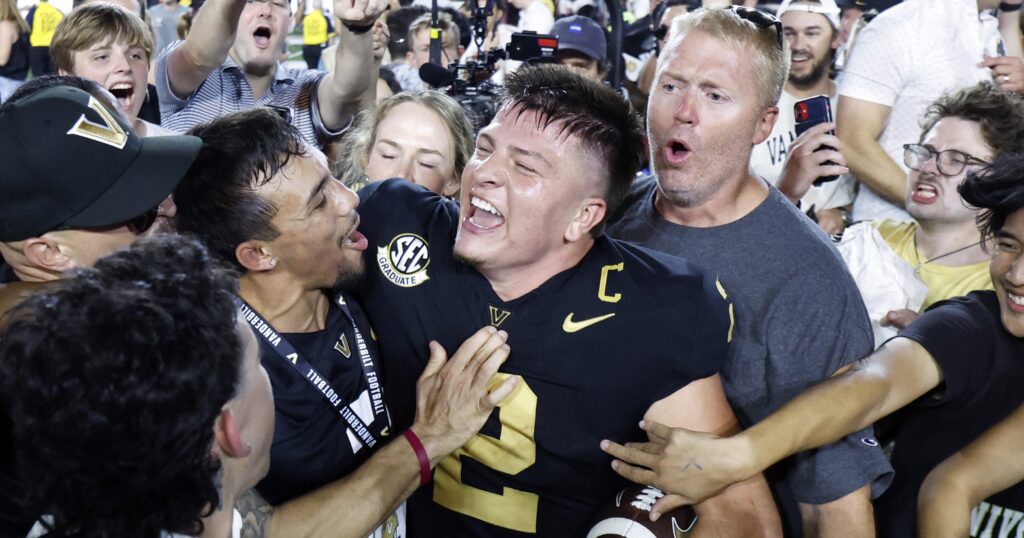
[379,65,402,95]
[497,65,645,236]
[960,153,1024,244]
[921,82,1024,160]
[0,234,241,537]
[174,108,307,270]
[386,6,428,58]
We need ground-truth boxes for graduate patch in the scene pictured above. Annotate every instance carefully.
[377,233,431,288]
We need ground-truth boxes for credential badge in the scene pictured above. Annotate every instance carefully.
[377,233,431,288]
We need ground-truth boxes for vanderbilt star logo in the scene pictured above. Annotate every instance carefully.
[562,312,615,333]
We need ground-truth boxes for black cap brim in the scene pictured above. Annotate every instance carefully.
[65,134,203,230]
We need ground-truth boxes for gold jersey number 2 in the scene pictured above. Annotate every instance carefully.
[433,374,539,532]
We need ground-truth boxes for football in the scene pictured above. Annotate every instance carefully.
[586,485,697,538]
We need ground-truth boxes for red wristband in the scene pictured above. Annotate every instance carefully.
[402,429,431,486]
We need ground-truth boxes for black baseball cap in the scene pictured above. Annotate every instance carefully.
[0,86,202,242]
[552,15,608,63]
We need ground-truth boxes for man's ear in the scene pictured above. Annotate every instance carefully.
[753,105,779,145]
[565,198,606,242]
[22,236,74,273]
[213,408,252,459]
[236,242,277,272]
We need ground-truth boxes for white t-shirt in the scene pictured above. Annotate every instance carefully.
[838,0,1002,222]
[749,90,855,211]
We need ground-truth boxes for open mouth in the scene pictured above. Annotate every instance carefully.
[254,26,273,49]
[663,140,691,166]
[911,182,939,204]
[340,214,368,251]
[466,196,504,231]
[1007,292,1024,314]
[108,82,134,112]
[791,52,811,64]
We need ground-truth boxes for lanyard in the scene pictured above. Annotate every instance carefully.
[238,294,389,448]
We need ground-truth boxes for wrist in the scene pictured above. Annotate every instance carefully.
[402,429,433,486]
[727,432,766,481]
[342,21,374,34]
[408,422,452,467]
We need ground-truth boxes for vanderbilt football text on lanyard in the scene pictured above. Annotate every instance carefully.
[238,295,388,448]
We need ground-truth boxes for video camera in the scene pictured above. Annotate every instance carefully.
[419,20,560,131]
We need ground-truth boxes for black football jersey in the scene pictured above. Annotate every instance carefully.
[355,180,730,537]
[254,294,392,506]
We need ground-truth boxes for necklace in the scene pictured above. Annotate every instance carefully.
[912,234,984,274]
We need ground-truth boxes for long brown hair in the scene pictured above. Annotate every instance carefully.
[0,0,29,34]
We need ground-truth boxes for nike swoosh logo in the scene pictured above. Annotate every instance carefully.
[562,312,615,333]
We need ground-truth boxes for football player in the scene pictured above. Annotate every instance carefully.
[354,65,782,536]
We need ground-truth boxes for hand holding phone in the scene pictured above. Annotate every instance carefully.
[794,95,840,186]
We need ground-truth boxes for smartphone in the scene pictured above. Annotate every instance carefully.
[794,95,838,185]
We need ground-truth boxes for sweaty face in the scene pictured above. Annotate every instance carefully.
[454,106,604,274]
[407,28,460,70]
[232,318,275,489]
[364,101,459,195]
[781,10,837,90]
[260,145,368,290]
[231,0,291,76]
[647,30,775,209]
[64,39,149,121]
[991,210,1024,337]
[905,117,992,226]
[557,50,603,82]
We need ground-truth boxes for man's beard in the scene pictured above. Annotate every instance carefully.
[331,257,366,291]
[789,52,833,90]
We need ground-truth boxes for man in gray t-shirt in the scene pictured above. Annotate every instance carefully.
[604,6,891,537]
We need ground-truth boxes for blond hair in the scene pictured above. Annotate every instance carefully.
[334,91,474,193]
[0,0,29,34]
[50,3,154,74]
[407,12,461,50]
[667,7,790,110]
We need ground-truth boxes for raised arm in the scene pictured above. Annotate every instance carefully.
[639,374,782,537]
[316,0,388,131]
[164,0,248,97]
[604,338,942,504]
[238,326,519,537]
[835,96,906,205]
[917,402,1024,538]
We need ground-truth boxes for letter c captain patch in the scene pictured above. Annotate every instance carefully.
[377,233,431,288]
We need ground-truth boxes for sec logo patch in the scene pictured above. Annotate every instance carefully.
[377,233,431,288]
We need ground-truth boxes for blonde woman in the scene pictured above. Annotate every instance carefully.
[337,90,474,197]
[0,0,29,102]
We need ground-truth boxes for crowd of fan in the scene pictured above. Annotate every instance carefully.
[1,0,1024,537]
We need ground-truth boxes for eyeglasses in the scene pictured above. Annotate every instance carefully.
[728,6,783,49]
[902,144,991,177]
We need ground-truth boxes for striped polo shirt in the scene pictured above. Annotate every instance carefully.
[156,41,347,147]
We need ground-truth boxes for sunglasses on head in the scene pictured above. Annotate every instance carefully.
[728,5,783,49]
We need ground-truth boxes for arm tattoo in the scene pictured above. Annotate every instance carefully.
[237,488,275,538]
